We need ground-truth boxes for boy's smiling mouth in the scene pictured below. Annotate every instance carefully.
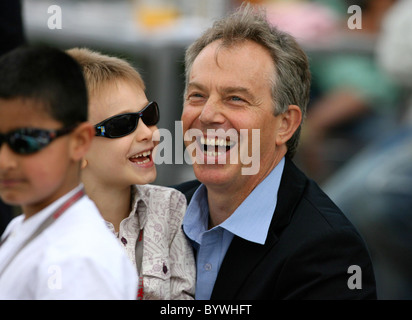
[129,150,152,165]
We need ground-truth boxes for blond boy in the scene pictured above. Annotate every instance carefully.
[67,48,195,300]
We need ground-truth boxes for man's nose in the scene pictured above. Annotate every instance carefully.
[198,99,225,125]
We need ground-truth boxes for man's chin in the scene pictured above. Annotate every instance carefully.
[193,164,237,187]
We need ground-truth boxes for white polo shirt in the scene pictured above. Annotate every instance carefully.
[0,185,137,300]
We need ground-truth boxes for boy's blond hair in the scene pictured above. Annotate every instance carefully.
[66,48,145,96]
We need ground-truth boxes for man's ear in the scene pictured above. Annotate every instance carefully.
[275,105,302,146]
[69,122,95,162]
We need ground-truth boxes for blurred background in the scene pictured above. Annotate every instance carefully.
[1,0,412,299]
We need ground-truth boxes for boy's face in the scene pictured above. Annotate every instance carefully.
[84,80,157,188]
[0,98,74,216]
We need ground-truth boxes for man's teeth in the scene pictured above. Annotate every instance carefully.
[200,137,233,147]
[199,137,235,157]
[205,150,223,156]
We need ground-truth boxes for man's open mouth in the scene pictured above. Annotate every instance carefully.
[197,136,236,157]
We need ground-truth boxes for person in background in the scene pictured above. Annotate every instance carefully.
[0,0,25,56]
[296,0,400,183]
[0,45,137,299]
[324,0,412,299]
[174,4,376,299]
[0,201,15,237]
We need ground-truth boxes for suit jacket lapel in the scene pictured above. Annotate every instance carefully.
[270,158,307,234]
[211,158,307,299]
[211,227,278,299]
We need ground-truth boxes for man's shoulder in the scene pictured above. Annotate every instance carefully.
[271,158,361,239]
[301,179,351,226]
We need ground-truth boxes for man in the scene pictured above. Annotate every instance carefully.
[174,4,376,299]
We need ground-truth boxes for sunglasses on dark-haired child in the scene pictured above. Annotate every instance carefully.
[94,101,159,138]
[0,125,76,155]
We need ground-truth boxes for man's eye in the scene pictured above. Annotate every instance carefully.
[230,96,244,102]
[188,93,203,99]
[187,93,206,103]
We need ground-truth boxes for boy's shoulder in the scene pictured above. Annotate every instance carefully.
[50,195,120,249]
[44,196,135,274]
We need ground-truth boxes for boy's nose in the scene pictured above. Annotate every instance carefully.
[134,118,154,142]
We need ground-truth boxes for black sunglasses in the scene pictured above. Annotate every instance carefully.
[0,125,76,155]
[94,101,159,138]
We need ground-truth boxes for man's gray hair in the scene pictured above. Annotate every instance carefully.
[184,3,311,158]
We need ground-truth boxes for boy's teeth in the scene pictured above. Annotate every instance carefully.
[132,150,151,158]
[135,158,150,164]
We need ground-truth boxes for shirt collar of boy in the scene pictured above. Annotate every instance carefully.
[105,185,149,235]
[2,184,84,244]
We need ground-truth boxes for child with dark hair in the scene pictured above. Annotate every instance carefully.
[0,46,137,299]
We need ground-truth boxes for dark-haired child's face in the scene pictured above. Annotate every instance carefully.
[0,98,74,217]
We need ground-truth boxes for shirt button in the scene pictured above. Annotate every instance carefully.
[204,263,212,271]
[121,237,127,245]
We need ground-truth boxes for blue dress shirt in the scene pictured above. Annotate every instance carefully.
[183,157,285,300]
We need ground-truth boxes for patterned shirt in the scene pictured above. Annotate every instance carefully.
[106,184,196,300]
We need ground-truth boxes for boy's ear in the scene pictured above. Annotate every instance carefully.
[69,122,95,162]
[81,158,88,169]
[275,105,302,146]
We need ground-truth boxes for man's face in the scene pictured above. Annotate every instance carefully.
[182,39,287,192]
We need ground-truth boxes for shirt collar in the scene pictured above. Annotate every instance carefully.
[182,184,209,245]
[8,184,84,240]
[105,185,148,234]
[130,184,149,227]
[25,184,84,221]
[130,185,148,211]
[183,157,285,245]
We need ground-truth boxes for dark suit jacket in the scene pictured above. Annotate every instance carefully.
[173,157,377,299]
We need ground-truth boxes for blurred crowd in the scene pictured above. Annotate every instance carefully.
[266,0,411,300]
[1,0,412,299]
[264,0,412,300]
